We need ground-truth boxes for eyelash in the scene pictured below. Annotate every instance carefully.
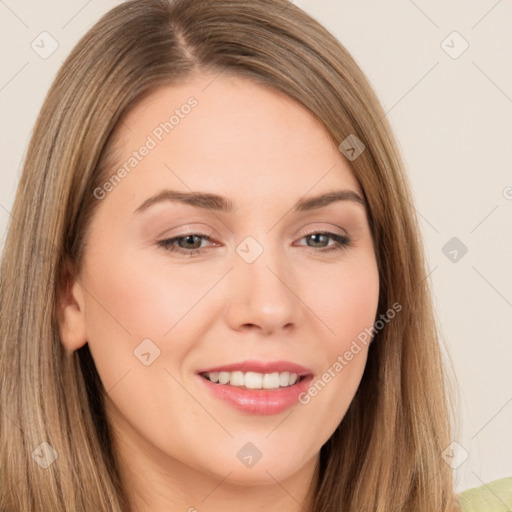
[157,231,352,257]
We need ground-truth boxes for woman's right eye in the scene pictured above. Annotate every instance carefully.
[157,234,216,257]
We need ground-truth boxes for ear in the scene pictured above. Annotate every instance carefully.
[56,258,88,352]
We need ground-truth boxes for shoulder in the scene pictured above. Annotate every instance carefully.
[458,476,512,512]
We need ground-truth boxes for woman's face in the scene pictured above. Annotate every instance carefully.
[60,73,379,493]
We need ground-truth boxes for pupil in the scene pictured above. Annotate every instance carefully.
[310,234,326,247]
[182,235,200,248]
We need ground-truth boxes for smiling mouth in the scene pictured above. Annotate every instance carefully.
[200,371,308,390]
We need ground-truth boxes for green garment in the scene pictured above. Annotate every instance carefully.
[459,476,512,511]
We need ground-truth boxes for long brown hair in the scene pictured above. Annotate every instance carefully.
[0,0,461,510]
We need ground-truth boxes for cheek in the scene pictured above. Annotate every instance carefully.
[308,255,380,348]
[80,250,217,443]
[296,255,379,426]
[80,248,223,395]
[82,249,220,342]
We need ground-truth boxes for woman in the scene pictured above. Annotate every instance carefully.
[0,0,509,510]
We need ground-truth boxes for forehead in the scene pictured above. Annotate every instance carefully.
[101,72,362,212]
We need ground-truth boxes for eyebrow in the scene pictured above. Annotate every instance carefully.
[133,189,365,214]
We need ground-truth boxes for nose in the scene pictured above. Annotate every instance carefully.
[225,240,299,335]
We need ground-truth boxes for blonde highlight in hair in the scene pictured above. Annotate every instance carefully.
[0,0,461,510]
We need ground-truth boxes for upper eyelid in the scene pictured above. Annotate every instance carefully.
[161,222,350,239]
[162,229,347,240]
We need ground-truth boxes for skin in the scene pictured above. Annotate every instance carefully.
[57,72,380,512]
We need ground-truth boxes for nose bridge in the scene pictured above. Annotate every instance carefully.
[227,233,298,333]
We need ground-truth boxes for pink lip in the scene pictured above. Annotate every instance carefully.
[196,360,313,377]
[196,373,314,415]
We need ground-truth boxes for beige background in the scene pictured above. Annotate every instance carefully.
[1,0,511,493]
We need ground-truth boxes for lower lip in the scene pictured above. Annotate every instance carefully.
[196,374,314,415]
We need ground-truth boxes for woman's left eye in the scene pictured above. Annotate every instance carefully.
[157,231,352,257]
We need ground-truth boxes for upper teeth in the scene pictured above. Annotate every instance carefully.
[203,371,299,389]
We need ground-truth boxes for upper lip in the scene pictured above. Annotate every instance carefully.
[197,360,313,377]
